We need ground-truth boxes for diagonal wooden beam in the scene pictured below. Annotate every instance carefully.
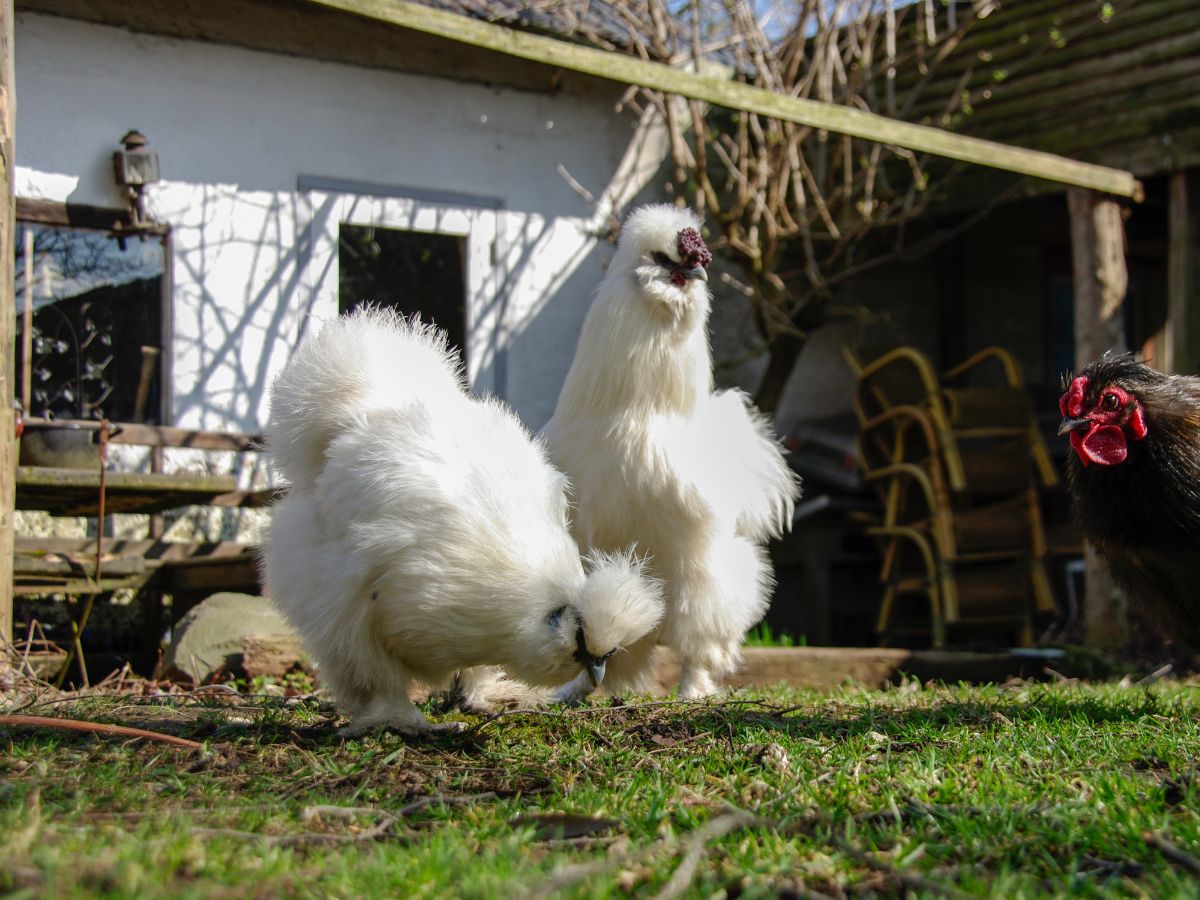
[305,0,1143,200]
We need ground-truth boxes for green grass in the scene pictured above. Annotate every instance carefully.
[743,622,803,647]
[4,679,1200,897]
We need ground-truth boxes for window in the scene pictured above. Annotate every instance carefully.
[337,224,467,357]
[13,202,167,423]
[298,181,502,393]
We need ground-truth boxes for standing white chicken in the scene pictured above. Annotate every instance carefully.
[263,307,663,735]
[543,204,800,698]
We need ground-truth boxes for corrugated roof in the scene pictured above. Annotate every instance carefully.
[902,0,1200,178]
[424,0,641,52]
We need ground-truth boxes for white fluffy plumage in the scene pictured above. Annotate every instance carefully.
[542,204,800,698]
[263,307,664,734]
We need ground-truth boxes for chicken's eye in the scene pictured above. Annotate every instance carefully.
[650,251,675,269]
[1101,392,1120,411]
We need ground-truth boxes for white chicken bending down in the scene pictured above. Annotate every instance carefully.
[263,307,664,735]
[542,204,800,699]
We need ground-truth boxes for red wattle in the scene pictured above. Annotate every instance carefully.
[1079,424,1128,466]
[1069,430,1088,466]
[1129,402,1148,440]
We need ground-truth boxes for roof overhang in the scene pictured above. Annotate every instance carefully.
[20,0,1142,200]
[17,0,600,96]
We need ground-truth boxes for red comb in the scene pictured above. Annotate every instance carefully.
[677,228,712,270]
[1059,375,1087,418]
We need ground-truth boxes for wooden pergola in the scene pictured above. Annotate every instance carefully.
[0,0,1144,650]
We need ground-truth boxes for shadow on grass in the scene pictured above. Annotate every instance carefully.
[2,682,1186,764]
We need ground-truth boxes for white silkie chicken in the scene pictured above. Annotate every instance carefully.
[542,204,800,699]
[263,307,664,735]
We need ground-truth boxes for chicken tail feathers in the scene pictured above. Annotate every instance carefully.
[267,305,466,491]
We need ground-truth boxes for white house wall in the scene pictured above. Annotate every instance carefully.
[14,11,669,437]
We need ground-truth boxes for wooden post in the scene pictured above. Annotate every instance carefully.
[0,0,12,655]
[20,228,30,412]
[1165,171,1200,374]
[1067,187,1129,649]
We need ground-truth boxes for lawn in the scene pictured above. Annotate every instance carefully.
[3,676,1200,898]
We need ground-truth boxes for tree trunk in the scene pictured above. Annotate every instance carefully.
[1067,187,1128,650]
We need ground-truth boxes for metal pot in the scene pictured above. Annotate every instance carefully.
[19,421,102,470]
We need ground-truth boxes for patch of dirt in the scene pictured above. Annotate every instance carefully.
[622,715,705,750]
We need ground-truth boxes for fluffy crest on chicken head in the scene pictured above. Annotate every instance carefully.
[612,204,713,318]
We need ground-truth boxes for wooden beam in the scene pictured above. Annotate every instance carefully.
[162,554,261,594]
[0,0,14,652]
[14,466,238,516]
[15,535,255,562]
[304,0,1143,199]
[1069,188,1129,364]
[15,197,130,231]
[1067,187,1130,650]
[1166,171,1200,373]
[19,418,262,452]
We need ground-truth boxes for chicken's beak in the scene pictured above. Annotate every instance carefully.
[1058,416,1089,436]
[680,265,708,283]
[584,657,607,688]
[574,626,607,687]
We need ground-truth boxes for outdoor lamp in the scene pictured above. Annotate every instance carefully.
[112,129,160,226]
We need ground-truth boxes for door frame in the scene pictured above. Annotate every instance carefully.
[296,175,510,395]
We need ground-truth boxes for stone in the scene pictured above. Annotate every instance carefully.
[242,633,309,680]
[164,592,297,683]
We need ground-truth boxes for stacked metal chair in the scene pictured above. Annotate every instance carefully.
[844,345,1058,647]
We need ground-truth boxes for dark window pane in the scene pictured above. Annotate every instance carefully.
[338,225,467,359]
[14,223,164,422]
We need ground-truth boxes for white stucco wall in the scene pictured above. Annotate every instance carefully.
[14,11,668,440]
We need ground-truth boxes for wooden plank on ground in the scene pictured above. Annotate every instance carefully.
[645,646,1047,692]
[305,0,1143,198]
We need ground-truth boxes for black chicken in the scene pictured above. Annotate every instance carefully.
[1058,353,1200,648]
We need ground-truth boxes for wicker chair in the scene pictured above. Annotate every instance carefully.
[844,345,1058,647]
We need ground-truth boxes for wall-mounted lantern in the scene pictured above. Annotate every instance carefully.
[112,129,160,228]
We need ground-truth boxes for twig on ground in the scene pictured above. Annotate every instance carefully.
[0,714,204,750]
[526,859,619,898]
[195,793,498,847]
[1136,664,1174,686]
[587,727,620,750]
[828,834,971,899]
[1143,831,1200,876]
[656,810,761,900]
